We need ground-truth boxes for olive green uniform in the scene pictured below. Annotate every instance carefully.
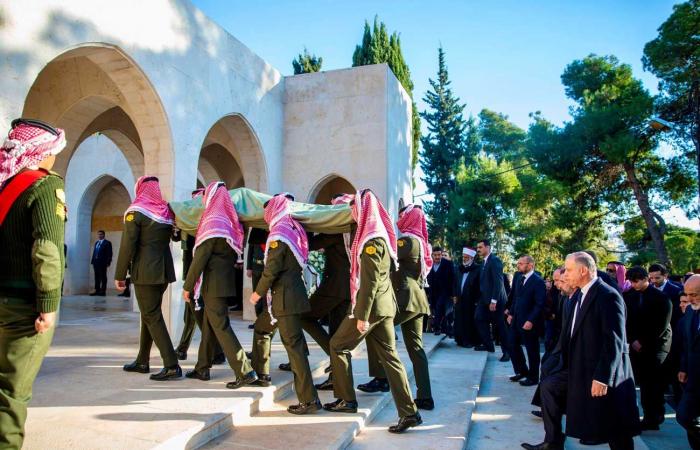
[329,238,417,418]
[300,233,351,355]
[0,172,65,449]
[251,240,318,403]
[115,211,178,368]
[183,238,252,377]
[366,236,432,399]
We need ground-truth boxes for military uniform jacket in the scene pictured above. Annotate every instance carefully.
[115,211,176,285]
[391,236,429,315]
[254,240,309,317]
[246,242,265,273]
[310,233,350,300]
[182,238,239,299]
[354,238,397,322]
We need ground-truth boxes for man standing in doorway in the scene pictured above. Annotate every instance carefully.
[90,230,112,296]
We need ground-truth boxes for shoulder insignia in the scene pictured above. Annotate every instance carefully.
[398,239,405,247]
[55,189,66,204]
[365,245,377,255]
[55,203,66,220]
[270,241,279,249]
[126,213,135,222]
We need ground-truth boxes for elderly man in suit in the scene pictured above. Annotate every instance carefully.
[677,275,700,450]
[90,230,112,296]
[453,247,482,348]
[522,252,640,450]
[427,246,455,336]
[506,255,546,386]
[474,239,509,359]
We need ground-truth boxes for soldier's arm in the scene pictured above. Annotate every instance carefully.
[183,239,214,292]
[353,240,383,322]
[29,176,66,313]
[396,237,413,261]
[115,212,140,281]
[254,241,285,296]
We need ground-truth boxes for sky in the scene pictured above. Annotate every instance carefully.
[190,0,695,228]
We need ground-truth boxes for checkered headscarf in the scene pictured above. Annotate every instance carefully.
[0,120,66,184]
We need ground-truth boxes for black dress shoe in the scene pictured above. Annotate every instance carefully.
[150,366,182,381]
[245,351,253,360]
[531,410,543,418]
[279,362,291,371]
[123,361,150,373]
[414,398,435,410]
[357,377,390,393]
[185,369,210,381]
[250,374,271,387]
[499,354,511,362]
[315,376,334,391]
[579,439,605,445]
[521,442,563,450]
[176,350,187,361]
[388,412,422,433]
[226,370,259,389]
[474,345,488,351]
[323,399,358,413]
[520,378,538,387]
[433,330,441,335]
[510,373,526,382]
[287,399,322,415]
[248,323,255,329]
[212,353,226,365]
[89,292,98,296]
[640,420,660,431]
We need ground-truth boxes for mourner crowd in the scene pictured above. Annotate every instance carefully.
[0,119,699,450]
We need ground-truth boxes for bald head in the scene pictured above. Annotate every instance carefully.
[684,275,700,311]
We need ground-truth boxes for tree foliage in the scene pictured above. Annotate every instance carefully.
[292,48,323,75]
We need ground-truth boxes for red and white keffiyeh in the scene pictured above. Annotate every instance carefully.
[349,190,397,316]
[397,204,433,281]
[0,121,66,184]
[263,194,308,269]
[124,176,174,225]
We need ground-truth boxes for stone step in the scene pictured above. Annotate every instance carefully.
[200,333,449,450]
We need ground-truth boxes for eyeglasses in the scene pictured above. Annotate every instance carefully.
[606,268,617,274]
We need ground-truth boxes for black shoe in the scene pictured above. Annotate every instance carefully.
[176,350,187,361]
[150,366,182,381]
[212,353,226,365]
[99,292,107,296]
[246,351,253,360]
[123,361,150,373]
[520,378,538,387]
[226,370,259,389]
[247,324,255,329]
[579,439,605,445]
[357,377,390,393]
[288,399,322,415]
[499,354,511,362]
[531,410,543,419]
[433,330,441,335]
[521,443,563,450]
[510,373,526,382]
[89,292,98,296]
[414,398,435,410]
[185,369,210,381]
[323,399,358,413]
[250,374,271,387]
[640,420,660,431]
[118,292,130,297]
[315,376,334,391]
[279,362,291,371]
[474,345,488,351]
[388,413,422,433]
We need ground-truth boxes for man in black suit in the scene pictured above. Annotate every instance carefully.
[584,250,619,292]
[474,239,509,357]
[523,252,640,450]
[623,266,673,430]
[649,263,683,328]
[90,230,112,296]
[453,247,481,348]
[677,275,700,450]
[506,255,546,386]
[427,246,455,336]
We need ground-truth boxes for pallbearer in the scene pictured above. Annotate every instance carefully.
[182,181,257,388]
[0,119,67,449]
[324,189,422,434]
[249,193,321,415]
[115,176,181,381]
[357,203,434,410]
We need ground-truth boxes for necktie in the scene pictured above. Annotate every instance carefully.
[570,291,583,336]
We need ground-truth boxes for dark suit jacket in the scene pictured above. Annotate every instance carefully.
[91,239,112,266]
[454,263,481,306]
[478,253,507,306]
[510,273,546,328]
[661,280,683,328]
[426,258,454,304]
[561,279,640,441]
[310,233,350,300]
[597,269,620,293]
[622,286,672,356]
[679,309,700,393]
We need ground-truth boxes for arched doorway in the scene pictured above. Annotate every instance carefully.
[309,174,356,204]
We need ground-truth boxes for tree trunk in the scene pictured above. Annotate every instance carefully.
[623,163,670,266]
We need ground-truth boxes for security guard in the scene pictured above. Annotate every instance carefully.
[115,176,181,381]
[0,119,67,449]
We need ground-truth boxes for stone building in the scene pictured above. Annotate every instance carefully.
[0,0,413,333]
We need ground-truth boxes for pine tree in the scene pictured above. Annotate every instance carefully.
[419,47,467,244]
[292,48,323,75]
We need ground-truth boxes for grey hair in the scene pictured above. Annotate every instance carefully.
[520,255,535,265]
[566,251,597,274]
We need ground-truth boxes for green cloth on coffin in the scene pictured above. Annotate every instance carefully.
[170,187,353,234]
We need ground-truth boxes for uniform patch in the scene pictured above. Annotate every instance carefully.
[398,240,405,247]
[55,189,66,204]
[270,241,279,249]
[126,213,135,222]
[55,203,65,220]
[365,245,377,255]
